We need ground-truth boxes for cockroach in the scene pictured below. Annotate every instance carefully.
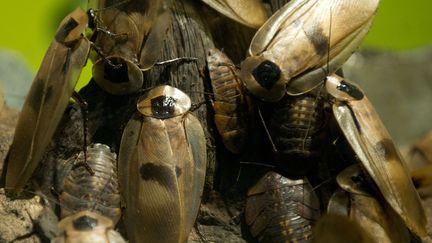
[91,0,171,95]
[5,0,168,191]
[200,0,268,28]
[238,0,380,102]
[325,75,427,238]
[245,171,320,242]
[5,8,93,191]
[118,85,206,243]
[52,210,126,243]
[206,48,251,154]
[327,164,413,243]
[59,143,121,224]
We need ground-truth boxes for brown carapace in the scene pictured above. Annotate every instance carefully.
[207,48,251,154]
[245,172,320,242]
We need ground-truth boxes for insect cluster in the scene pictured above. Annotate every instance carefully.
[1,0,429,242]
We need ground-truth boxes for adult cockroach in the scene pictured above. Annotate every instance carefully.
[91,0,171,95]
[5,0,168,191]
[206,48,251,154]
[238,0,380,102]
[118,85,206,243]
[327,164,413,242]
[325,75,427,238]
[53,143,124,243]
[5,8,93,191]
[200,0,268,28]
[52,211,126,243]
[245,171,320,242]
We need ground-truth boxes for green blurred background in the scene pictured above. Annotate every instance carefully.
[0,0,431,108]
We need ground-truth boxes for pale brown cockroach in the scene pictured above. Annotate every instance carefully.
[118,85,206,243]
[324,75,427,239]
[200,0,268,28]
[53,211,126,243]
[238,0,380,102]
[91,0,171,95]
[53,143,125,243]
[5,0,169,192]
[245,172,320,242]
[206,48,251,154]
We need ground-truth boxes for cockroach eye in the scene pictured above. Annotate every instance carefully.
[151,95,177,119]
[73,215,98,231]
[337,80,364,100]
[252,60,281,90]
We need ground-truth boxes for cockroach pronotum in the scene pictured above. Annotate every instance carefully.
[118,85,206,243]
[206,48,251,154]
[245,172,320,242]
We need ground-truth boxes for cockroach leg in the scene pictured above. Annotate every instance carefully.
[71,91,94,176]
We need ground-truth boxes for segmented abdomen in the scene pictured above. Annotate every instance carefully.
[60,143,121,224]
[270,94,324,175]
[207,48,250,153]
[245,172,320,242]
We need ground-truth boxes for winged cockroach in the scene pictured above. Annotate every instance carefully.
[325,74,428,238]
[239,0,380,102]
[327,164,412,243]
[91,0,172,95]
[52,210,126,243]
[206,48,251,154]
[200,0,268,28]
[245,171,320,242]
[4,8,93,191]
[118,85,206,243]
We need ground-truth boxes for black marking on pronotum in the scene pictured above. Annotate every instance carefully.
[175,166,182,177]
[55,18,79,43]
[73,215,98,231]
[140,163,176,192]
[305,25,329,57]
[375,138,398,161]
[252,60,281,90]
[104,58,129,83]
[337,81,364,100]
[151,96,177,119]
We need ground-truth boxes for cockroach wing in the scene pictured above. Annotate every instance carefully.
[332,96,427,237]
[118,114,206,242]
[201,0,268,28]
[5,8,90,191]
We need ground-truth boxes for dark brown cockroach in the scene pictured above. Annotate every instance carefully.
[238,0,380,102]
[52,210,126,243]
[268,91,325,176]
[327,164,413,243]
[118,85,206,243]
[206,48,251,154]
[325,75,427,238]
[59,143,121,223]
[91,0,171,95]
[200,0,268,28]
[245,171,320,242]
